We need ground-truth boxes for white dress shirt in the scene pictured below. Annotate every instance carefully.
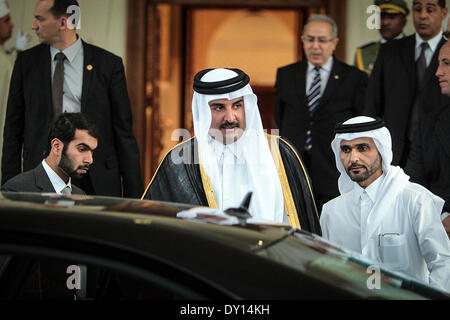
[42,160,72,195]
[50,36,84,113]
[415,32,442,67]
[306,56,333,97]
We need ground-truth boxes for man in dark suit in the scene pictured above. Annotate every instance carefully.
[1,114,114,300]
[365,0,449,167]
[405,39,450,238]
[274,14,368,213]
[2,113,97,195]
[1,0,143,198]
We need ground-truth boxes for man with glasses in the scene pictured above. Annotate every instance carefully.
[274,14,368,214]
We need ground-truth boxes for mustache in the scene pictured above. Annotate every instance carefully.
[220,121,240,129]
[347,163,366,171]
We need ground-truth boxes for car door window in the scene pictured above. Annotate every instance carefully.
[1,255,177,300]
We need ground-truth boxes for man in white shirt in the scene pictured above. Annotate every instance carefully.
[143,68,321,234]
[320,116,450,292]
[2,112,98,195]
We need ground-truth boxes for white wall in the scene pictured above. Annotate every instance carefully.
[345,0,415,64]
[5,0,127,61]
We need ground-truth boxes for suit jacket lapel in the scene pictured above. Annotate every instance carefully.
[436,102,450,158]
[400,36,416,89]
[317,57,342,109]
[42,46,53,117]
[34,163,56,193]
[295,61,308,106]
[422,36,445,87]
[81,41,94,112]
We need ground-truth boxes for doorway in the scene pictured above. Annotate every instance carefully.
[127,0,345,184]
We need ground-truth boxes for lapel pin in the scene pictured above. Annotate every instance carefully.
[87,65,93,71]
[334,75,339,80]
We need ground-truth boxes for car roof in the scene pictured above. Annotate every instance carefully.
[0,192,292,251]
[0,192,447,300]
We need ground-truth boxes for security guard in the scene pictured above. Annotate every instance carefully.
[354,0,409,75]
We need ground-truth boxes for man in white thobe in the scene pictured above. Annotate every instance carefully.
[143,68,321,233]
[320,116,450,293]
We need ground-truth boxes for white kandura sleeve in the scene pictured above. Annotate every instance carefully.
[319,204,331,240]
[414,192,450,293]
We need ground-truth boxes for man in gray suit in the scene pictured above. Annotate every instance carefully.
[2,112,98,194]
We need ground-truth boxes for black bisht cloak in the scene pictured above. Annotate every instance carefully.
[142,135,321,235]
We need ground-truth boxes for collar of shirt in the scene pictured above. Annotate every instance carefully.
[380,33,405,44]
[50,35,83,64]
[353,172,385,204]
[306,57,333,96]
[307,56,333,74]
[415,32,442,60]
[42,160,72,194]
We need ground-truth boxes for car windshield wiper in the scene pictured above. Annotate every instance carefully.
[251,227,297,252]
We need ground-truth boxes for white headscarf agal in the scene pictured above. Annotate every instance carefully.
[331,116,393,194]
[0,0,9,19]
[192,68,284,223]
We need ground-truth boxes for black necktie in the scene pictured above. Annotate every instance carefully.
[52,52,66,121]
[408,42,429,143]
[416,42,428,87]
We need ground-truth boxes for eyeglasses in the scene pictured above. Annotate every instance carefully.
[444,31,450,41]
[302,36,335,45]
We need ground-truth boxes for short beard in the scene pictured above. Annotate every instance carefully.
[58,152,89,179]
[347,153,382,183]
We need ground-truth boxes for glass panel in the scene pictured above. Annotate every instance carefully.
[3,256,176,300]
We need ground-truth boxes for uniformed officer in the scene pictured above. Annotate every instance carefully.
[354,0,409,75]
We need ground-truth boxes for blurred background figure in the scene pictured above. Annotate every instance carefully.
[274,14,368,214]
[364,0,448,167]
[1,0,143,198]
[0,0,28,178]
[354,0,409,75]
[0,0,14,179]
[405,39,450,238]
[0,0,14,100]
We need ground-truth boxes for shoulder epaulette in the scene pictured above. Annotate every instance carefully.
[359,41,378,49]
